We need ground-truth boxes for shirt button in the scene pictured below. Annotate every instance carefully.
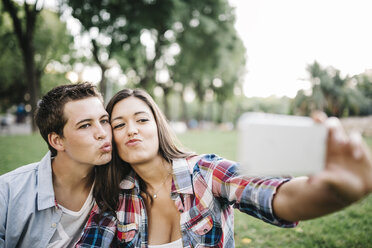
[51,223,57,228]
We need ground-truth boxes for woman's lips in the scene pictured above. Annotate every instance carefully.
[125,139,142,146]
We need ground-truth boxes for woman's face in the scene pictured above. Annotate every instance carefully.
[110,96,159,165]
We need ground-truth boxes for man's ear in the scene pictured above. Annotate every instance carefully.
[48,132,65,152]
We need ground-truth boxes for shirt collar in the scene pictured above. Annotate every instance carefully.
[119,158,194,195]
[171,158,194,195]
[119,170,138,191]
[37,151,56,210]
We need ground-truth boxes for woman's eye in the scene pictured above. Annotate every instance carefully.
[113,123,125,129]
[138,118,149,123]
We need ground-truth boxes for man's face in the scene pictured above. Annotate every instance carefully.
[59,97,112,166]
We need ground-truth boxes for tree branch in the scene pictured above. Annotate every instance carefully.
[2,0,24,47]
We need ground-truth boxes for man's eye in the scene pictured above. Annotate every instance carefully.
[101,119,109,124]
[113,123,125,129]
[79,124,90,129]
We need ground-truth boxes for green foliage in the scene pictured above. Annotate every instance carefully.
[292,61,372,117]
[0,2,73,112]
[171,0,246,121]
[0,3,26,112]
[61,0,246,120]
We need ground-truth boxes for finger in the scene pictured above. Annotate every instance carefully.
[326,117,348,145]
[311,111,327,123]
[349,131,363,160]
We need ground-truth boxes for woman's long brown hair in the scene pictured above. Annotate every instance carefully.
[94,88,192,216]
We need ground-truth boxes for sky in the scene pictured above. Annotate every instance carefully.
[229,0,372,98]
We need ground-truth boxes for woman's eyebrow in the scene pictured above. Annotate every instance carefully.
[111,111,149,122]
[134,111,149,116]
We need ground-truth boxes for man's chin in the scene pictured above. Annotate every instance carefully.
[95,154,112,165]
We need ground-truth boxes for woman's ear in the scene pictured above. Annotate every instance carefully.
[48,132,65,152]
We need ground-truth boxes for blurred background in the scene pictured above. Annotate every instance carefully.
[0,1,372,246]
[0,0,371,135]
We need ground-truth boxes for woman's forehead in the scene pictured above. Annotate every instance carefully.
[111,97,152,118]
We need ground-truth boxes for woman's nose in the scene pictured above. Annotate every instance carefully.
[127,122,138,136]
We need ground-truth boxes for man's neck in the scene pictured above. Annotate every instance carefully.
[51,155,95,211]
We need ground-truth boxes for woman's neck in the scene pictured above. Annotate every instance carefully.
[131,155,172,190]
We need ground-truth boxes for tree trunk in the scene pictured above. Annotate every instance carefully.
[216,102,224,124]
[2,0,40,132]
[91,39,110,101]
[99,66,108,102]
[180,91,188,123]
[162,86,171,120]
[194,82,205,123]
[24,45,39,131]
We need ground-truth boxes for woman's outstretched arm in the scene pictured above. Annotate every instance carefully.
[273,115,372,222]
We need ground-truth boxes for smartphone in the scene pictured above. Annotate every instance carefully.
[236,112,328,176]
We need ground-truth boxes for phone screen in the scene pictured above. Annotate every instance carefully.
[237,112,328,176]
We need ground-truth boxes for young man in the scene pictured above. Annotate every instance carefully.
[0,83,112,247]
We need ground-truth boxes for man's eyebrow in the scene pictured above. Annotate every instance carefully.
[111,111,149,122]
[76,114,109,126]
[75,119,92,126]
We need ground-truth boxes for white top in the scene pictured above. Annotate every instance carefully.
[148,238,183,248]
[47,185,94,248]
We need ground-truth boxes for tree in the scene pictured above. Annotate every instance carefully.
[292,61,372,117]
[2,0,41,129]
[62,0,246,121]
[353,73,372,115]
[61,0,156,100]
[171,0,246,122]
[0,5,25,112]
[1,0,72,130]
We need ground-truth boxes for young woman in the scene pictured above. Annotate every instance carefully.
[76,88,372,248]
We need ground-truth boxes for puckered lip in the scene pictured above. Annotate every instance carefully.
[125,138,142,145]
[100,142,112,152]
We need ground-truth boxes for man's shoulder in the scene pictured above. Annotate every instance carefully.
[0,152,50,185]
[0,162,39,180]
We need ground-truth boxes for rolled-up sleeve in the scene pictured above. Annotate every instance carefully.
[203,154,297,227]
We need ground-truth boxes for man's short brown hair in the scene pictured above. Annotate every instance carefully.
[35,82,102,156]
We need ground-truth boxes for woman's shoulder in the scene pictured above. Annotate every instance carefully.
[187,154,238,171]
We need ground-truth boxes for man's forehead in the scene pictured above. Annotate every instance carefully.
[63,97,107,122]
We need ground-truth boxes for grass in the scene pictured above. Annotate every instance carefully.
[0,133,47,175]
[1,131,372,247]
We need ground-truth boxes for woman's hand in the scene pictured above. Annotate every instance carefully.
[273,112,372,222]
[310,112,372,204]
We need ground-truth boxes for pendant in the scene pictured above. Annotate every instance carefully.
[154,194,157,199]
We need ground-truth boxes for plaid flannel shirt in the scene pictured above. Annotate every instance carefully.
[76,154,297,247]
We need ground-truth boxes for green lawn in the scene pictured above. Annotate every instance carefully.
[1,132,372,247]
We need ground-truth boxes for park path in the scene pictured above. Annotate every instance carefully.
[0,122,32,136]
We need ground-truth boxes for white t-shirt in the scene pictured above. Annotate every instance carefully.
[48,186,94,248]
[148,238,183,248]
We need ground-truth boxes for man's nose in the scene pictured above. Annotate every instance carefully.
[95,123,108,140]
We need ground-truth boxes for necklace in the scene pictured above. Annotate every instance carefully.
[152,170,171,199]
